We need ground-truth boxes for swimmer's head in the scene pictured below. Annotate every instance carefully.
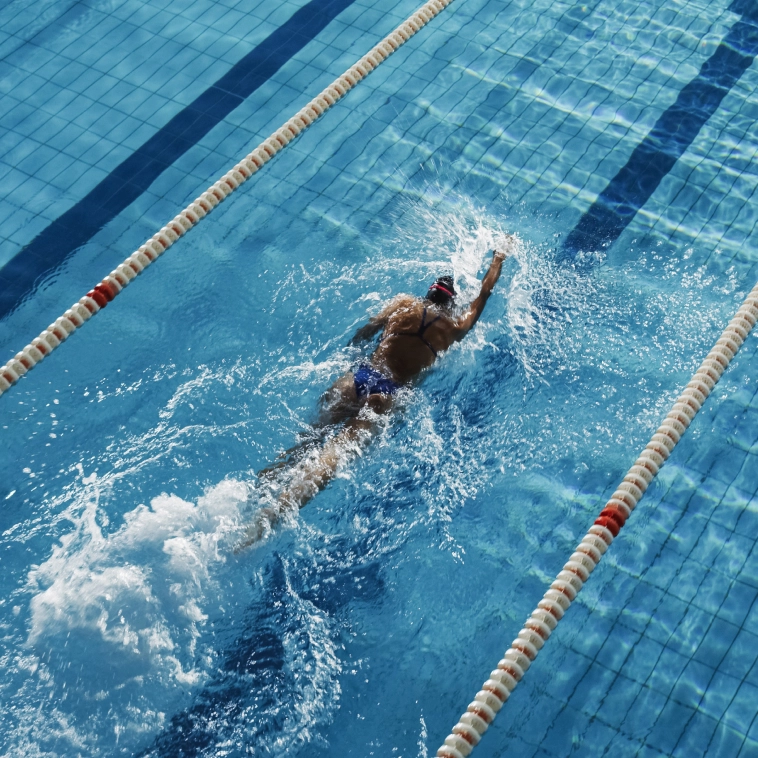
[426,275,456,306]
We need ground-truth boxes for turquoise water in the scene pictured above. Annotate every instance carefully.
[2,0,758,755]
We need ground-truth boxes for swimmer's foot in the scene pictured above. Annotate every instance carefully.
[233,505,283,553]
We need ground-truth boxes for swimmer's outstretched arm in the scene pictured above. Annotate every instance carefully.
[453,247,509,339]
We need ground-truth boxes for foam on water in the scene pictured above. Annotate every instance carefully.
[26,482,242,675]
[4,466,348,756]
[2,473,244,755]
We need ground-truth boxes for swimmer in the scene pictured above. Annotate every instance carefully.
[238,241,513,549]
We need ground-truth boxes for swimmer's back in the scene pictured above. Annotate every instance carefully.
[372,295,458,383]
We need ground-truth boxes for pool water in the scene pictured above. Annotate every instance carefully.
[1,0,758,755]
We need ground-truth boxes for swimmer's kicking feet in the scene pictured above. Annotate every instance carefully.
[238,241,514,549]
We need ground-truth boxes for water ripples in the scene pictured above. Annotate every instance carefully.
[0,178,742,756]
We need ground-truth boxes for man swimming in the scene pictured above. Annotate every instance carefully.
[239,243,512,548]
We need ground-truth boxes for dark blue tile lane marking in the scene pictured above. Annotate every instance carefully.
[0,0,358,320]
[563,0,758,257]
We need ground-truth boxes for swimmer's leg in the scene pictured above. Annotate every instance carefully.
[257,427,329,480]
[257,372,360,482]
[278,392,391,510]
[316,372,361,426]
[239,393,391,550]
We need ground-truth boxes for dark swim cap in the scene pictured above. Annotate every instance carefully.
[427,275,456,304]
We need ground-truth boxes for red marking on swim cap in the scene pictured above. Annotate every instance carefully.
[430,284,454,297]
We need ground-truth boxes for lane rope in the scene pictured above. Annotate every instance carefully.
[435,281,758,758]
[0,0,456,398]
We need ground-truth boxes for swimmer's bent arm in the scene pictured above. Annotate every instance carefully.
[348,294,415,344]
[453,249,507,339]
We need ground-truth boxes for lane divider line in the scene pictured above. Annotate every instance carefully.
[0,0,456,398]
[436,281,758,758]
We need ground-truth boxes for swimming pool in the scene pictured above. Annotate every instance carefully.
[1,0,758,754]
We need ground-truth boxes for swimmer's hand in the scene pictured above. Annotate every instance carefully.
[493,234,520,261]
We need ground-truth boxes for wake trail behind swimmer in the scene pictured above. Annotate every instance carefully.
[236,239,516,550]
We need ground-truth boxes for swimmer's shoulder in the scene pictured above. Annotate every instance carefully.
[371,293,418,326]
[429,303,459,331]
[382,293,418,314]
[392,293,418,307]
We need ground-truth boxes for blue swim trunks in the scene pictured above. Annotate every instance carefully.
[354,364,399,399]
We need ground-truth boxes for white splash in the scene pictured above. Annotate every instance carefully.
[418,713,429,758]
[26,478,246,686]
